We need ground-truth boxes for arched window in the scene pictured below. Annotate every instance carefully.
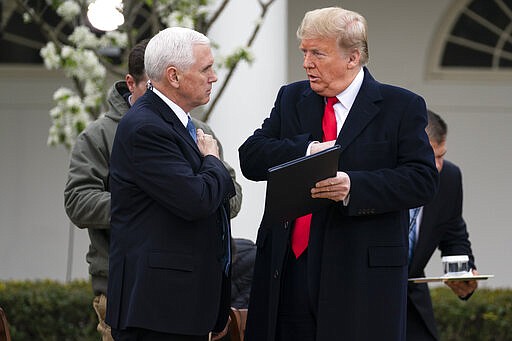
[428,0,512,80]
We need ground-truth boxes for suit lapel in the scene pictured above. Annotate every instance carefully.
[146,91,200,152]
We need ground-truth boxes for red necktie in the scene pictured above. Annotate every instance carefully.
[291,97,338,258]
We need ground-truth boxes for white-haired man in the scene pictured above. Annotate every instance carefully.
[106,27,235,341]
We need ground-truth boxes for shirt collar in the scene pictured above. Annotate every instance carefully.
[334,67,364,111]
[151,87,189,127]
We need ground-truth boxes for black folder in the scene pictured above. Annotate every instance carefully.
[264,145,341,223]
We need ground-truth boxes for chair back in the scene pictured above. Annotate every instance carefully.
[0,307,12,341]
[228,307,248,341]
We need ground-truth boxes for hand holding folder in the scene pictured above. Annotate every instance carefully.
[264,145,341,223]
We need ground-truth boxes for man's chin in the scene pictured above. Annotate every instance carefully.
[309,82,326,96]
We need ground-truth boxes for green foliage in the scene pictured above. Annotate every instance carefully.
[431,286,512,341]
[0,279,96,341]
[223,47,254,69]
[6,281,510,341]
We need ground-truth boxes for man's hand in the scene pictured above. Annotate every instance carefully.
[445,269,478,299]
[197,128,220,158]
[310,140,336,155]
[311,171,350,202]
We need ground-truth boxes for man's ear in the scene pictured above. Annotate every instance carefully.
[125,74,136,93]
[347,49,361,69]
[167,66,180,87]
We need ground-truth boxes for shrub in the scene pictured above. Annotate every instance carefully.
[1,280,511,340]
[431,286,512,341]
[0,279,96,340]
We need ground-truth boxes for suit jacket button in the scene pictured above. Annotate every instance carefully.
[273,270,279,279]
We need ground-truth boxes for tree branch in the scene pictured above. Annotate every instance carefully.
[202,0,276,122]
[14,0,65,48]
[204,0,230,34]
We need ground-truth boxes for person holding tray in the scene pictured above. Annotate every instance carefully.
[407,110,478,341]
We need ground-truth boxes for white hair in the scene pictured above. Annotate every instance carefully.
[144,27,210,82]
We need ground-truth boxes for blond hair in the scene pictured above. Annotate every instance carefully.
[297,7,369,65]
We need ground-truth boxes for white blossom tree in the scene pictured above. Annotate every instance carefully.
[15,0,275,150]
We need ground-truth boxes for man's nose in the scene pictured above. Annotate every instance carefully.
[303,54,314,69]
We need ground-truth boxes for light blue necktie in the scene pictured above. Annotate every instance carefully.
[186,116,197,143]
[408,207,421,263]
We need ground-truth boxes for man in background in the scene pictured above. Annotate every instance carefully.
[407,110,478,340]
[64,37,241,340]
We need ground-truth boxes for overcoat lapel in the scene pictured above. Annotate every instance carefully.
[338,69,382,153]
[297,88,324,141]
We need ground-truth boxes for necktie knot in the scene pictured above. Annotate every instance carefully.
[327,97,338,106]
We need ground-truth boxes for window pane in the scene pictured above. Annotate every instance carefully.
[451,13,499,47]
[442,42,492,67]
[469,0,510,30]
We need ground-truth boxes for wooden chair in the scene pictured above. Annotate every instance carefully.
[228,307,248,341]
[0,307,12,341]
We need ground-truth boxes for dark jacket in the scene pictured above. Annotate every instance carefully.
[106,90,235,335]
[231,238,256,309]
[407,160,475,340]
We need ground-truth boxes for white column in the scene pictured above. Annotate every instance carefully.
[208,0,288,241]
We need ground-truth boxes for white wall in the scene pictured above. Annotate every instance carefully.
[288,0,512,288]
[0,67,90,280]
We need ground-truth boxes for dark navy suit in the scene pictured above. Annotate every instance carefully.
[106,90,235,337]
[239,68,439,341]
[407,160,475,340]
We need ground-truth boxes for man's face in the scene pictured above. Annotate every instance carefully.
[128,74,149,104]
[300,37,356,97]
[176,44,217,112]
[430,139,447,172]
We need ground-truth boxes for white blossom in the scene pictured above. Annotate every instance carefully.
[22,13,32,23]
[83,94,100,109]
[49,107,61,119]
[60,45,74,59]
[66,95,82,111]
[47,88,92,148]
[69,26,100,49]
[56,1,81,22]
[61,48,106,82]
[100,31,128,49]
[53,87,74,101]
[40,42,61,69]
[83,80,99,97]
[162,12,194,29]
[198,4,215,19]
[47,125,60,146]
